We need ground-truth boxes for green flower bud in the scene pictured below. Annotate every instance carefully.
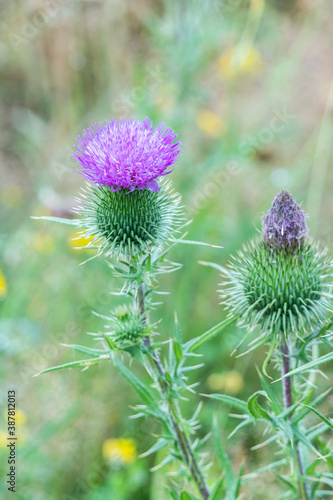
[223,241,333,336]
[107,305,146,346]
[222,192,333,337]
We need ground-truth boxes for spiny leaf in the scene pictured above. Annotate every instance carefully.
[174,239,222,248]
[242,458,288,482]
[299,404,333,431]
[291,389,331,425]
[61,343,109,357]
[277,351,333,380]
[34,355,109,375]
[180,492,192,500]
[208,477,224,500]
[174,312,182,344]
[204,393,250,415]
[233,463,244,499]
[292,426,323,458]
[256,367,282,415]
[272,472,298,494]
[228,418,253,439]
[140,438,169,458]
[262,339,278,379]
[168,488,181,500]
[173,340,183,367]
[186,316,236,352]
[199,260,228,274]
[212,415,234,493]
[113,356,157,408]
[247,391,272,420]
[32,216,79,226]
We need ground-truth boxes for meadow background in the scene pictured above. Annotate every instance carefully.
[0,0,333,499]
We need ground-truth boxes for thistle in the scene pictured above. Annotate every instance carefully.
[35,117,218,500]
[222,190,333,339]
[72,117,182,257]
[218,190,333,500]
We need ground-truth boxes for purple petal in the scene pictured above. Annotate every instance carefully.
[72,118,181,191]
[146,179,159,192]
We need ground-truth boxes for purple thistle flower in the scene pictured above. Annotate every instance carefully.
[262,190,309,251]
[72,118,181,192]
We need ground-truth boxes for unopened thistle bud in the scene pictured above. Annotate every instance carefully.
[222,191,333,337]
[262,190,309,251]
[72,118,182,256]
[105,305,147,352]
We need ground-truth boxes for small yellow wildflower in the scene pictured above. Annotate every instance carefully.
[102,438,136,465]
[68,231,95,251]
[207,370,244,395]
[217,45,263,80]
[0,270,7,299]
[30,231,55,254]
[196,110,227,138]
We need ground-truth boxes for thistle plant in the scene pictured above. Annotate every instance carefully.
[34,117,333,500]
[217,190,333,499]
[35,117,239,500]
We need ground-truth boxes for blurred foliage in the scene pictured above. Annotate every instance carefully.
[0,0,332,498]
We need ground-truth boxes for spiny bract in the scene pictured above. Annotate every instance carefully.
[262,189,309,252]
[74,181,182,256]
[222,241,333,336]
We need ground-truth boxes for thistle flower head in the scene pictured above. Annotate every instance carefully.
[262,190,309,251]
[222,192,333,338]
[72,118,181,192]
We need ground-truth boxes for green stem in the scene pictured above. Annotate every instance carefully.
[137,283,210,500]
[280,341,311,500]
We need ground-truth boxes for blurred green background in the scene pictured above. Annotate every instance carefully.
[1,0,333,499]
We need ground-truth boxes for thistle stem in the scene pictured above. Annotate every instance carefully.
[137,283,210,500]
[280,341,311,500]
[280,342,293,415]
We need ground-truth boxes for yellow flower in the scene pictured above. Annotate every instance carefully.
[102,438,136,465]
[217,45,263,80]
[68,231,95,251]
[196,110,227,138]
[0,270,7,299]
[30,231,55,254]
[207,370,244,395]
